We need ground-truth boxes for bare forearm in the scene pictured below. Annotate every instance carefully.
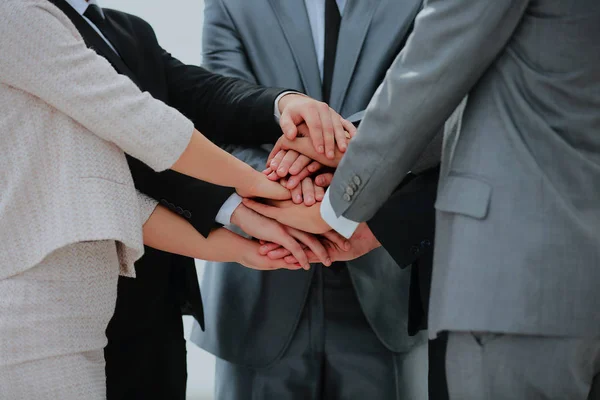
[171,129,259,189]
[142,205,245,262]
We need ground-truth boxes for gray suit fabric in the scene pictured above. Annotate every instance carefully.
[192,0,426,368]
[326,0,600,395]
[329,0,600,340]
[445,332,600,400]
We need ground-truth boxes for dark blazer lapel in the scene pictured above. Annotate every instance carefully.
[47,0,142,88]
[329,0,380,111]
[267,0,323,99]
[103,12,140,74]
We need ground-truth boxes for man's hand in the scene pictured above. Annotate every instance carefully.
[278,94,356,159]
[268,136,344,169]
[231,203,333,268]
[241,198,331,234]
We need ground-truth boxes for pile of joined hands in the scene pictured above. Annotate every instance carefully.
[233,104,381,271]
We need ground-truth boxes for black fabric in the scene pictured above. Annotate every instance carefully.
[48,0,292,397]
[322,0,341,103]
[428,334,450,400]
[367,166,439,334]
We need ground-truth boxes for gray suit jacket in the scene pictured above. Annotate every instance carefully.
[192,0,426,367]
[329,0,600,338]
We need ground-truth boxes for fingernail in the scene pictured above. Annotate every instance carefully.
[318,146,324,153]
[287,179,297,188]
[328,151,335,159]
[278,167,286,174]
[326,258,331,266]
[295,195,302,202]
[344,241,351,250]
[306,196,313,203]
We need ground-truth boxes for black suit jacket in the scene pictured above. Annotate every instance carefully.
[368,166,440,335]
[49,0,288,336]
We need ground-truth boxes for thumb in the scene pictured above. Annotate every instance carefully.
[280,111,299,140]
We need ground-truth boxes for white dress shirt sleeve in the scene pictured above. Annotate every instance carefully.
[320,189,360,239]
[274,91,299,122]
[215,193,243,226]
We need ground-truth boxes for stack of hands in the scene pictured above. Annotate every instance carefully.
[230,95,381,271]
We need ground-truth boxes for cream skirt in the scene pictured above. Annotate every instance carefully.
[0,241,120,400]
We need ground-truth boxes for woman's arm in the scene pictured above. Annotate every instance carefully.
[143,205,302,271]
[171,129,291,199]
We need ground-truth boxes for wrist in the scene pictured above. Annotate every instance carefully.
[277,93,304,115]
[229,203,246,228]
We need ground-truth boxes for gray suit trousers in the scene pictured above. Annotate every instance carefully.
[213,267,428,400]
[445,332,600,400]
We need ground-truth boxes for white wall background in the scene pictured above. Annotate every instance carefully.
[100,1,215,399]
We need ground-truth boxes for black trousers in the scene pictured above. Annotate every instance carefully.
[105,250,189,400]
[429,333,449,400]
[105,333,187,400]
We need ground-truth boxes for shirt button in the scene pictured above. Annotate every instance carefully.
[410,245,420,255]
[350,182,358,191]
[176,207,184,215]
[345,187,354,196]
[353,176,361,186]
[421,240,432,248]
[183,210,192,219]
[343,193,352,202]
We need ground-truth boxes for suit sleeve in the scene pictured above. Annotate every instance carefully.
[367,167,439,268]
[127,156,234,237]
[329,0,531,221]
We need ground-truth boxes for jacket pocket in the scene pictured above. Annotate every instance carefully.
[434,174,492,219]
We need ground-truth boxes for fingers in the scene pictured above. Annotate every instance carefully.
[301,177,316,206]
[289,155,312,176]
[269,150,286,171]
[315,185,325,202]
[317,104,336,159]
[276,150,300,177]
[290,182,303,204]
[315,172,334,187]
[267,247,292,260]
[287,228,331,266]
[267,138,284,167]
[279,110,299,140]
[259,242,282,256]
[242,199,281,220]
[331,109,348,153]
[341,118,357,138]
[322,230,351,251]
[278,234,310,270]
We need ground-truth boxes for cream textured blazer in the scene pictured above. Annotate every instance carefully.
[0,0,194,280]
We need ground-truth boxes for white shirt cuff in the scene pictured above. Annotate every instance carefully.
[215,193,243,226]
[273,91,300,122]
[320,190,360,239]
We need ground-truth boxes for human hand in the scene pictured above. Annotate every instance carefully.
[278,94,356,159]
[242,198,331,234]
[230,203,333,268]
[236,169,291,200]
[268,136,343,169]
[258,230,350,262]
[237,239,304,271]
[278,223,380,264]
[276,176,324,206]
[265,149,322,183]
